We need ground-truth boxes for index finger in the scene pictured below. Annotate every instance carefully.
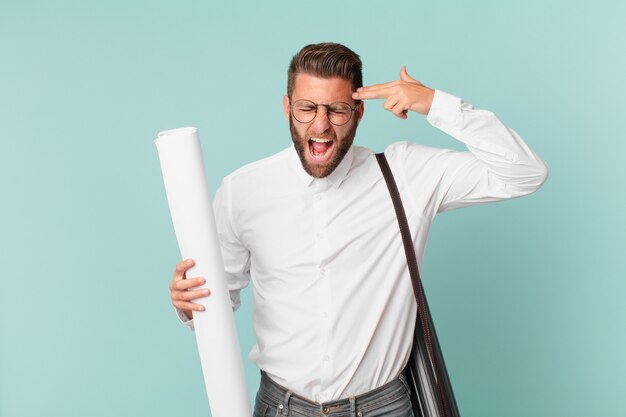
[352,89,389,100]
[352,83,397,100]
[358,79,401,91]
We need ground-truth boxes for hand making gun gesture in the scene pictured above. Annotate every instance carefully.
[352,66,435,118]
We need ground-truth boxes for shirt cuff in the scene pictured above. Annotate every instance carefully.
[175,307,195,331]
[426,89,462,129]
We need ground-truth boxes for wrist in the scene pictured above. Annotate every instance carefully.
[424,88,435,115]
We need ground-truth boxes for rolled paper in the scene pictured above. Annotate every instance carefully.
[155,127,251,417]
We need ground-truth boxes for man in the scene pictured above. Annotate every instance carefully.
[168,43,548,417]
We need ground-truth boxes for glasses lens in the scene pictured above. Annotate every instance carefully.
[292,100,317,123]
[328,103,352,126]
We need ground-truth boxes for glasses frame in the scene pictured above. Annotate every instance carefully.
[289,99,360,126]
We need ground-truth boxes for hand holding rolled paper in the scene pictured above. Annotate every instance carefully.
[170,258,210,319]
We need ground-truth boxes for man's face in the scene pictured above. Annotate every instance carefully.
[283,74,364,178]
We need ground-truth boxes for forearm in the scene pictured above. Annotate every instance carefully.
[427,89,548,195]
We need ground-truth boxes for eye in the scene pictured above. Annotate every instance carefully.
[293,100,317,112]
[328,104,351,115]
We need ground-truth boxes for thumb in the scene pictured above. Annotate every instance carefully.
[400,65,417,82]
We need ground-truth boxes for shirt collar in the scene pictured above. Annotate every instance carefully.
[288,144,354,189]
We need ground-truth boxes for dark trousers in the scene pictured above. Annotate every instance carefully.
[254,371,412,417]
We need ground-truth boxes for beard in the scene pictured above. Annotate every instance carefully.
[289,116,358,178]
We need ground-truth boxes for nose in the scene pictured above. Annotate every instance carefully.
[311,105,331,132]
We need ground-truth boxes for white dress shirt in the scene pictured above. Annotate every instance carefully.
[176,89,548,402]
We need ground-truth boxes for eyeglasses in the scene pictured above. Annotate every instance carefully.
[290,99,359,126]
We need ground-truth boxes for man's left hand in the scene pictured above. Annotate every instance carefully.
[352,66,435,119]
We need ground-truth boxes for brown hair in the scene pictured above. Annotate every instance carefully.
[287,42,362,100]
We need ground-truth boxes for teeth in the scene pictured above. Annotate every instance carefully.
[310,138,332,143]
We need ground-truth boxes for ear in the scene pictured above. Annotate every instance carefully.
[282,95,290,122]
[355,101,364,124]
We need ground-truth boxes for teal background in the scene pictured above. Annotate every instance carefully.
[1,1,624,416]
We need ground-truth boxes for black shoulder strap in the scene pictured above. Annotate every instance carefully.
[375,152,460,417]
[374,152,422,303]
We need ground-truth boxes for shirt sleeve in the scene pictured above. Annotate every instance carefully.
[175,307,195,331]
[174,176,252,331]
[396,89,549,214]
[214,175,252,312]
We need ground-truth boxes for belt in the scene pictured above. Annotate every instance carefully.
[255,371,411,417]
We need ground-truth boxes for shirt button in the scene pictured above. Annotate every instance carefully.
[316,194,322,200]
[322,312,328,318]
[316,232,324,240]
[320,268,326,276]
[323,355,330,361]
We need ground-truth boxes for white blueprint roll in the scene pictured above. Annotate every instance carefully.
[155,127,251,417]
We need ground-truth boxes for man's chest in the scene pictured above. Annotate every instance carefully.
[236,178,401,275]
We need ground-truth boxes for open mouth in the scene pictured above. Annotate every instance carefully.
[308,137,335,163]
